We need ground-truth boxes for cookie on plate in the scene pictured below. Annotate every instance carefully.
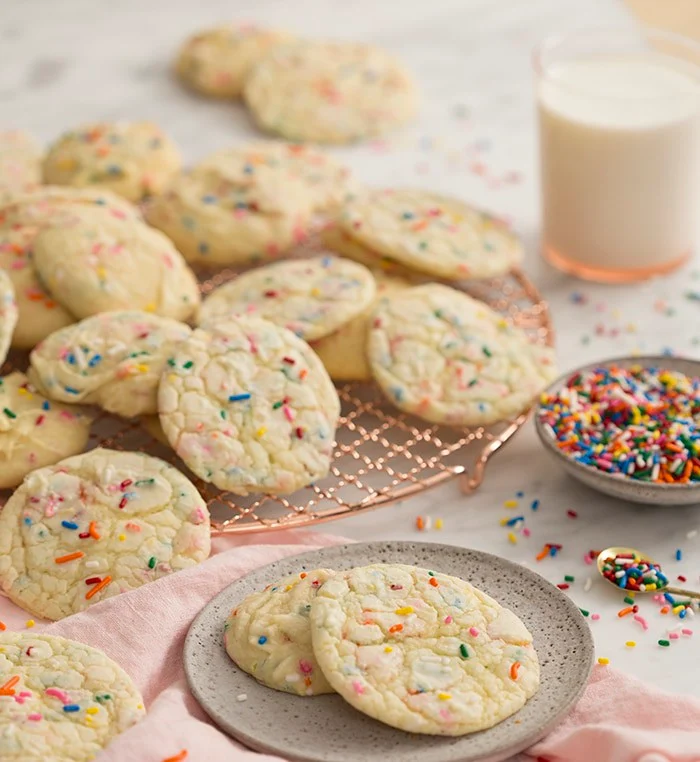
[336,188,523,280]
[29,311,192,418]
[176,23,292,98]
[243,41,418,144]
[0,187,142,349]
[0,130,42,201]
[368,284,557,426]
[198,256,376,341]
[0,631,145,762]
[0,448,210,620]
[31,205,200,321]
[310,563,540,736]
[43,121,181,202]
[145,160,312,267]
[0,372,91,489]
[158,316,340,495]
[198,142,353,210]
[224,568,335,696]
[0,270,17,365]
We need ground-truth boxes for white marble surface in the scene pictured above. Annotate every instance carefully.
[2,0,699,699]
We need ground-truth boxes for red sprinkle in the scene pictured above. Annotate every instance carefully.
[678,575,687,582]
[282,357,296,365]
[556,583,569,590]
[295,427,303,439]
[120,479,133,490]
[264,290,278,298]
[119,497,128,509]
[567,510,578,519]
[85,577,101,585]
[35,415,45,426]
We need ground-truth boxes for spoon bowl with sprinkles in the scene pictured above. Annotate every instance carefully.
[534,355,700,505]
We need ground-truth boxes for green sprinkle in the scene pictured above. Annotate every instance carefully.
[459,644,469,659]
[623,596,635,605]
[135,478,155,487]
[95,694,112,704]
[428,571,435,576]
[183,361,194,369]
[658,639,670,647]
[418,241,428,250]
[579,608,590,617]
[148,557,156,569]
[272,400,283,409]
[220,410,226,419]
[167,358,176,367]
[3,407,16,419]
[564,575,575,582]
[482,346,492,358]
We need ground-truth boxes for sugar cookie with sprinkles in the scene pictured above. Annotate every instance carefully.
[243,41,418,144]
[0,131,42,201]
[0,631,145,761]
[0,372,91,489]
[32,205,200,321]
[29,311,192,418]
[224,568,335,696]
[310,563,540,736]
[144,161,313,267]
[336,188,523,280]
[176,23,292,98]
[198,142,354,210]
[368,284,557,426]
[0,269,17,364]
[0,448,210,620]
[198,256,376,341]
[42,121,182,202]
[158,316,340,495]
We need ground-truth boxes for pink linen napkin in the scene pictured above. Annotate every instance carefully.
[1,530,699,762]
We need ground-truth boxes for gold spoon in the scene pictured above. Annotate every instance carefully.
[596,546,700,600]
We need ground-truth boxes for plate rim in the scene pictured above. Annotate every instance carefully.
[184,540,594,762]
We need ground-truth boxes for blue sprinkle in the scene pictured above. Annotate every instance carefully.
[664,592,676,605]
[549,546,557,557]
[88,354,102,367]
[61,521,79,530]
[401,212,414,219]
[202,195,217,204]
[675,548,682,561]
[516,491,524,498]
[531,500,540,511]
[680,609,687,619]
[321,256,332,267]
[63,704,80,713]
[64,386,80,395]
[66,353,76,365]
[258,635,267,645]
[235,202,248,210]
[391,386,404,402]
[23,517,32,526]
[618,575,627,588]
[229,393,251,402]
[42,401,50,411]
[106,165,122,175]
[243,164,254,174]
[506,516,524,527]
[198,242,209,254]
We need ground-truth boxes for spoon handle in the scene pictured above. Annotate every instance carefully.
[664,586,700,600]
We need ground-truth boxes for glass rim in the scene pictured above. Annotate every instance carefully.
[533,25,700,101]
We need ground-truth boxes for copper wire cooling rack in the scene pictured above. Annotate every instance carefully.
[3,267,553,535]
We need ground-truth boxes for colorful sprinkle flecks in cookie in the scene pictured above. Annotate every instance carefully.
[538,365,700,483]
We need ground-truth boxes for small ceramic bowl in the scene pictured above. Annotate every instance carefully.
[534,355,700,506]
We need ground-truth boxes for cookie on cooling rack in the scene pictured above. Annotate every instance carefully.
[176,24,292,99]
[310,563,540,736]
[0,631,145,762]
[31,205,200,321]
[0,130,42,200]
[197,256,377,342]
[0,269,17,365]
[225,568,335,696]
[243,41,418,144]
[0,371,91,489]
[144,157,313,267]
[334,188,523,280]
[43,121,182,202]
[0,448,210,620]
[29,311,192,418]
[158,316,340,496]
[367,283,557,426]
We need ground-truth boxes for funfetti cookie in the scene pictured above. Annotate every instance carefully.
[198,142,354,210]
[42,121,182,202]
[368,284,557,426]
[243,41,418,144]
[336,188,523,280]
[310,563,540,736]
[176,24,292,98]
[0,372,91,490]
[224,568,335,696]
[0,269,17,365]
[0,631,145,762]
[144,159,313,267]
[158,316,340,496]
[0,130,42,201]
[29,311,192,418]
[198,256,376,341]
[31,205,200,322]
[0,448,210,620]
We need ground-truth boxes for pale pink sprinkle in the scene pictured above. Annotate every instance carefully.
[44,504,57,518]
[439,709,451,720]
[444,615,453,624]
[27,713,42,721]
[45,688,69,704]
[283,405,294,422]
[58,347,70,360]
[162,253,174,268]
[125,522,141,532]
[522,527,531,537]
[591,613,600,621]
[298,660,313,675]
[190,507,206,525]
[351,680,365,695]
[633,614,649,631]
[233,209,248,219]
[584,554,593,565]
[469,627,479,637]
[682,629,693,636]
[59,410,76,421]
[10,260,26,270]
[669,632,680,640]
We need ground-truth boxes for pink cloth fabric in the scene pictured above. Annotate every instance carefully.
[1,531,699,762]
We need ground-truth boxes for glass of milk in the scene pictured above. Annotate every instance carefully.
[535,27,700,282]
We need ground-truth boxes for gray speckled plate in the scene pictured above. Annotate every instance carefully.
[184,541,593,762]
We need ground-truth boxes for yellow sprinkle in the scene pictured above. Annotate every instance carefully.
[85,716,93,725]
[310,288,321,297]
[256,427,267,438]
[597,657,609,666]
[499,518,509,526]
[57,157,76,170]
[144,303,156,313]
[17,387,32,399]
[507,532,517,545]
[136,364,149,373]
[25,620,35,628]
[438,693,451,700]
[395,606,413,615]
[503,500,518,508]
[136,704,143,710]
[118,534,126,541]
[625,641,636,648]
[284,584,293,591]
[97,267,107,280]
[86,707,98,715]
[435,518,443,530]
[384,646,393,653]
[168,374,177,382]
[496,318,509,329]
